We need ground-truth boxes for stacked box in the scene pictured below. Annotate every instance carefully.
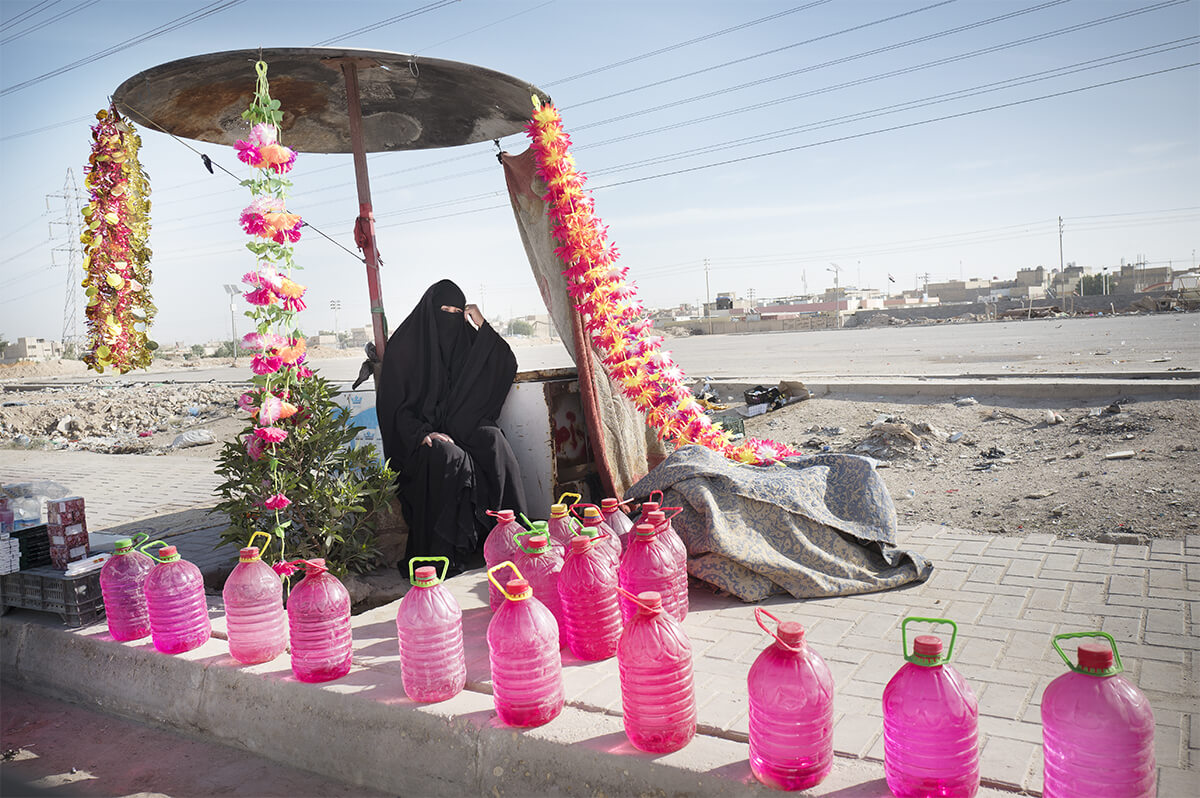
[1,496,14,535]
[46,496,89,571]
[14,524,51,570]
[0,537,19,575]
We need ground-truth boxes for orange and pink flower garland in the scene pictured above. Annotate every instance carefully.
[525,100,797,465]
[81,107,156,373]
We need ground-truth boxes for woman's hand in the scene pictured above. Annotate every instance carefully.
[421,432,454,447]
[464,304,484,328]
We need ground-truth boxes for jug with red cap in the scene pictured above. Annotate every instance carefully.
[222,531,288,665]
[557,531,622,660]
[287,558,352,683]
[140,539,212,655]
[617,588,695,753]
[396,556,465,703]
[482,508,528,610]
[599,497,634,551]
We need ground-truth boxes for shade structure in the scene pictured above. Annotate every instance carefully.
[112,47,550,358]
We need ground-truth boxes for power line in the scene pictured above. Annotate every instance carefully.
[310,0,460,47]
[417,0,556,54]
[0,0,100,46]
[0,0,61,32]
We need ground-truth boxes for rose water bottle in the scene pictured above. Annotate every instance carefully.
[1041,632,1155,798]
[618,523,687,623]
[617,589,695,753]
[599,497,634,551]
[512,533,565,641]
[883,617,979,798]
[747,608,834,790]
[632,490,663,527]
[222,532,287,665]
[141,541,212,655]
[287,559,352,683]
[571,504,621,566]
[396,556,465,703]
[486,562,564,727]
[99,533,153,641]
[557,534,622,661]
[643,508,689,620]
[483,509,527,611]
[546,492,581,548]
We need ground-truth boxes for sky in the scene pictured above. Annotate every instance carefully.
[1,0,1197,347]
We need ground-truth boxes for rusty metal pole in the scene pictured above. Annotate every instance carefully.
[339,59,388,365]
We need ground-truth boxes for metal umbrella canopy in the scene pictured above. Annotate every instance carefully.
[112,47,549,357]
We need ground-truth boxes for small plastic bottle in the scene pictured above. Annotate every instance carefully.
[618,523,687,623]
[546,493,581,549]
[617,589,695,753]
[1041,632,1155,798]
[483,509,528,611]
[141,541,212,655]
[882,617,979,798]
[486,562,564,727]
[599,497,635,551]
[396,557,465,703]
[99,533,154,642]
[747,608,834,790]
[571,504,622,566]
[558,533,622,661]
[222,532,287,665]
[287,559,353,683]
[512,533,565,641]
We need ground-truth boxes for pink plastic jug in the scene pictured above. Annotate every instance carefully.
[396,556,466,703]
[141,540,212,655]
[1042,632,1155,798]
[617,589,695,753]
[486,562,564,727]
[575,525,619,570]
[618,523,687,623]
[99,533,153,641]
[483,509,528,611]
[644,508,689,592]
[599,497,635,551]
[546,492,581,548]
[632,490,663,527]
[287,558,352,683]
[747,608,834,790]
[512,532,565,640]
[570,504,621,566]
[222,532,287,665]
[557,533,622,661]
[883,617,979,798]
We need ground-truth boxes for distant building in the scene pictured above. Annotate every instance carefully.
[1015,266,1047,287]
[925,278,990,303]
[2,337,64,362]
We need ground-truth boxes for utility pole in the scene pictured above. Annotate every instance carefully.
[223,284,242,366]
[827,262,842,328]
[917,272,931,294]
[329,299,342,346]
[47,168,84,356]
[1058,216,1065,282]
[704,258,711,334]
[801,268,808,296]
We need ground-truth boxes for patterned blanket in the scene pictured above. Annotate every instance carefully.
[625,445,932,602]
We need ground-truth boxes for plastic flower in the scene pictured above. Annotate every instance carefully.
[263,493,291,510]
[245,433,266,461]
[277,277,306,311]
[271,561,298,577]
[259,394,284,425]
[237,392,257,412]
[243,268,283,292]
[251,354,283,374]
[254,426,288,443]
[277,337,306,365]
[243,287,277,307]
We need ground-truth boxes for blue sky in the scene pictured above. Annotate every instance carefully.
[1,0,1197,346]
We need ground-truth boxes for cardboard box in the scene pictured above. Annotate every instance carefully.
[46,496,86,526]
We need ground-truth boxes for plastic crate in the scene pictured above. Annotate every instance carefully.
[0,565,105,627]
[13,524,51,570]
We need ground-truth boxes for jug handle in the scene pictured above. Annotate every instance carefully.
[137,538,171,563]
[616,586,661,614]
[568,503,600,524]
[487,561,528,600]
[513,529,552,554]
[901,616,957,666]
[648,489,664,505]
[245,530,273,557]
[555,491,581,508]
[754,607,805,653]
[517,513,535,530]
[409,556,449,585]
[1052,631,1124,676]
[659,506,684,524]
[128,532,150,549]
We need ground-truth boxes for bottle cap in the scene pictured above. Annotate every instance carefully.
[634,523,657,538]
[524,535,550,553]
[505,578,533,599]
[646,510,666,523]
[549,503,568,517]
[578,526,598,538]
[413,566,438,586]
[569,536,593,553]
[306,558,327,574]
[600,498,620,511]
[113,538,134,553]
[777,621,806,648]
[492,509,515,522]
[912,635,943,662]
[636,591,663,614]
[1077,640,1115,673]
[640,501,660,515]
[238,546,260,563]
[158,545,179,560]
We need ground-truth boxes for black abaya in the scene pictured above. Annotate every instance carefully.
[377,280,527,574]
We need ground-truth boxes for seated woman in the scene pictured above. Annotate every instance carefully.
[377,280,527,575]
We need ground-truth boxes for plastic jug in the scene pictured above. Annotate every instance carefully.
[141,540,212,655]
[599,497,635,550]
[287,558,352,683]
[882,617,979,798]
[557,533,622,661]
[1041,632,1155,798]
[644,507,689,576]
[512,532,565,640]
[395,556,466,703]
[632,490,663,527]
[618,523,687,623]
[222,532,287,665]
[747,608,834,790]
[575,525,619,570]
[98,533,153,641]
[570,504,621,566]
[546,491,581,548]
[486,562,564,727]
[617,589,695,753]
[483,509,528,611]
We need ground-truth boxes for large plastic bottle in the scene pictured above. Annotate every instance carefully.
[287,558,353,683]
[557,533,622,661]
[1041,632,1155,798]
[599,497,635,551]
[395,556,466,703]
[571,504,622,566]
[141,540,212,655]
[98,533,153,642]
[575,525,619,570]
[486,562,564,727]
[222,532,287,665]
[512,533,565,640]
[546,492,580,548]
[747,608,834,790]
[618,523,687,623]
[483,509,528,611]
[644,507,689,581]
[882,617,979,798]
[617,589,696,753]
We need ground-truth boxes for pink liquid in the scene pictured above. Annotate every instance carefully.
[99,542,154,642]
[144,549,211,655]
[222,547,287,665]
[644,510,688,620]
[599,498,634,546]
[618,591,695,753]
[487,578,563,727]
[483,511,526,611]
[546,512,576,549]
[557,535,622,661]
[1041,642,1155,798]
[575,507,621,568]
[747,623,834,790]
[396,568,465,703]
[287,560,352,683]
[618,524,687,623]
[512,536,565,642]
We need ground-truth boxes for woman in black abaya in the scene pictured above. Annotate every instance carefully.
[377,280,527,575]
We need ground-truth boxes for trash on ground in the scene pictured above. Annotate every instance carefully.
[954,397,978,406]
[1104,450,1136,460]
[171,429,216,449]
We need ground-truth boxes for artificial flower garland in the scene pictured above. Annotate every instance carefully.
[233,60,311,568]
[525,100,797,465]
[81,107,156,373]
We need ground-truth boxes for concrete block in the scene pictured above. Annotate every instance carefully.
[978,735,1037,790]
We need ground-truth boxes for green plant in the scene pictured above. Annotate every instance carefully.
[214,375,395,576]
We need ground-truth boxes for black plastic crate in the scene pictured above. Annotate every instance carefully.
[13,524,51,570]
[0,565,105,627]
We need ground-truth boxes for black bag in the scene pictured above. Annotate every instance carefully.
[743,385,781,407]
